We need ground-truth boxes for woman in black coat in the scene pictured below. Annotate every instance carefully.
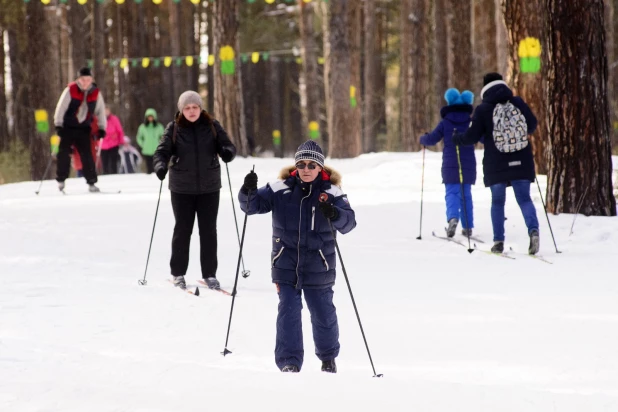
[153,91,236,290]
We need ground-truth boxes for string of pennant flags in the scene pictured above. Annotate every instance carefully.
[27,0,327,5]
[87,50,325,70]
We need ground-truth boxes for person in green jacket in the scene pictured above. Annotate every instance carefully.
[136,108,165,174]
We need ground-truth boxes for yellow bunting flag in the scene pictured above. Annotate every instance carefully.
[35,110,49,133]
[115,0,125,4]
[164,56,173,67]
[208,54,215,66]
[50,135,60,155]
[77,0,87,4]
[317,57,325,65]
[272,130,281,146]
[308,121,320,140]
[142,57,150,68]
[251,52,260,64]
[518,37,542,74]
[350,86,357,108]
[186,56,194,67]
[220,46,235,75]
[153,0,163,4]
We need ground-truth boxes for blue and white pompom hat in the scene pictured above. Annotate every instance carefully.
[295,140,325,168]
[444,88,474,105]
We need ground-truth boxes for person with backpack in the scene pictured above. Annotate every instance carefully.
[238,141,357,374]
[421,88,476,238]
[453,72,539,255]
[136,108,165,174]
[153,91,236,290]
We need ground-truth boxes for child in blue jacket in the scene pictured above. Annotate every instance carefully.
[238,141,356,374]
[420,88,476,237]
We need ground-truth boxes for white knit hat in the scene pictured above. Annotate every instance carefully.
[177,91,203,112]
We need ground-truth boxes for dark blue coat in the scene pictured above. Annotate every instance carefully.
[239,167,356,290]
[420,104,477,185]
[458,82,538,187]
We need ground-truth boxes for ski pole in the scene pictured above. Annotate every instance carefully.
[320,196,382,378]
[226,163,250,278]
[535,176,562,253]
[138,180,164,286]
[222,165,255,356]
[569,187,588,236]
[416,146,426,240]
[455,144,473,253]
[34,155,54,195]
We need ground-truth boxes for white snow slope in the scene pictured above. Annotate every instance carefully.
[1,152,617,412]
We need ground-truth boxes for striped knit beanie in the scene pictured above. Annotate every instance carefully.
[295,140,325,168]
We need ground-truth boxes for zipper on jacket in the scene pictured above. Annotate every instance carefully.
[311,206,315,231]
[295,184,312,287]
[318,249,329,271]
[272,246,285,268]
[193,127,200,191]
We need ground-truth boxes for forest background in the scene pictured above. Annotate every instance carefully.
[0,0,616,216]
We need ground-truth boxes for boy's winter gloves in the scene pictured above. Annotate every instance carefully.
[55,126,63,137]
[156,166,167,181]
[318,201,338,220]
[96,129,106,140]
[242,171,258,193]
[220,146,236,163]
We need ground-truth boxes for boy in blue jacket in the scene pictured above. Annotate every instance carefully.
[239,141,356,373]
[421,88,476,238]
[453,73,539,255]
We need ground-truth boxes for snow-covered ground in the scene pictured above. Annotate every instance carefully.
[1,151,617,412]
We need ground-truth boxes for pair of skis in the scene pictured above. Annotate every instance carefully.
[168,279,232,297]
[432,229,552,264]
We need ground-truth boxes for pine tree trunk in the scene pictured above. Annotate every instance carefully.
[348,0,362,154]
[8,25,32,144]
[612,0,618,151]
[207,6,215,115]
[320,1,332,153]
[410,0,429,151]
[400,0,413,152]
[270,58,284,158]
[503,0,548,174]
[68,4,89,71]
[0,28,9,152]
[448,0,472,90]
[363,0,379,153]
[327,0,361,158]
[299,1,321,145]
[434,0,449,116]
[473,0,498,88]
[169,2,184,98]
[495,0,509,75]
[26,3,57,180]
[213,0,247,155]
[91,1,106,88]
[544,0,617,216]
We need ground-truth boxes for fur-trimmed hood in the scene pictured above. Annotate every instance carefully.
[278,165,342,186]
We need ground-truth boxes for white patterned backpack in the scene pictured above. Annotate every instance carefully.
[492,101,528,153]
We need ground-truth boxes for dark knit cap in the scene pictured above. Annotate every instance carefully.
[78,67,92,78]
[295,140,325,168]
[483,72,503,86]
